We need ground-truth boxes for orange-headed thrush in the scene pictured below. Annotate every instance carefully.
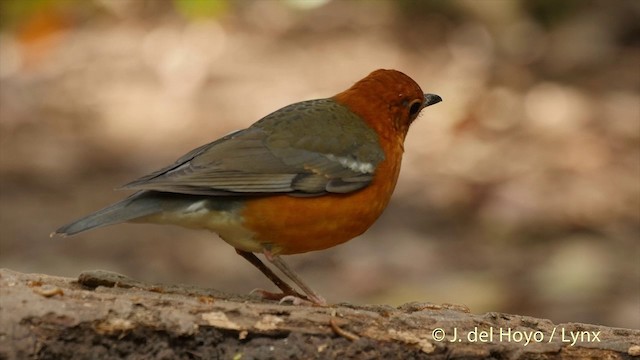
[54,69,442,305]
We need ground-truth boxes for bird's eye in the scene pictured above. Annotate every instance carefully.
[408,99,423,117]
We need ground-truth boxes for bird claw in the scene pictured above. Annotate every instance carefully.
[249,288,325,306]
[278,295,314,306]
[249,288,279,300]
[249,288,305,301]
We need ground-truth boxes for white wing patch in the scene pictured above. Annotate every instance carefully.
[185,200,209,213]
[324,154,375,174]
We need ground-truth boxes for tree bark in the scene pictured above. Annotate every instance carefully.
[0,268,637,359]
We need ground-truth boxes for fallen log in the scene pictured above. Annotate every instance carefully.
[0,268,638,359]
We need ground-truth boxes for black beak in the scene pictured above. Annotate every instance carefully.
[424,93,442,107]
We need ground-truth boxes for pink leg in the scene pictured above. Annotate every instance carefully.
[263,249,327,306]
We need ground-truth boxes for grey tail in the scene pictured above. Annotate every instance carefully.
[53,191,164,237]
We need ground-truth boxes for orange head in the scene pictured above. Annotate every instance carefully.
[333,69,441,143]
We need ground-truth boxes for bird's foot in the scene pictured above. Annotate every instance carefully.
[249,288,326,306]
[278,295,317,306]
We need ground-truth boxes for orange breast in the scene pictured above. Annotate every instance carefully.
[241,142,403,255]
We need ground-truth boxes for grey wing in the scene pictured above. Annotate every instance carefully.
[122,99,385,196]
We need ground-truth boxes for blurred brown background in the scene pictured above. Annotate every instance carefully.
[0,0,638,329]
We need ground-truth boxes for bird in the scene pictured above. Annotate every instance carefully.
[53,69,442,305]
